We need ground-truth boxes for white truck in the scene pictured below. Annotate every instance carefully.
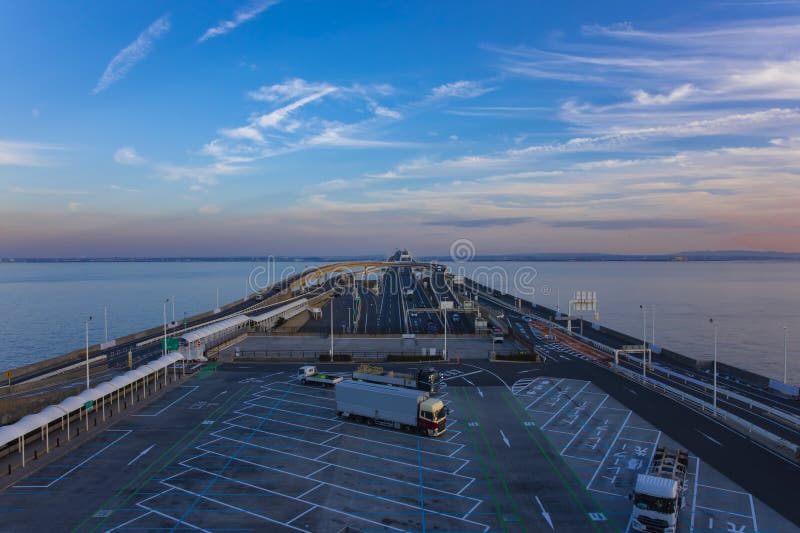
[335,380,447,436]
[352,364,442,393]
[629,447,689,533]
[297,366,343,387]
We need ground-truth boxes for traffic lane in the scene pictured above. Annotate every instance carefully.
[536,358,800,529]
[455,384,614,532]
[474,287,800,418]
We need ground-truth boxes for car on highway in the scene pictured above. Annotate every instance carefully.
[522,315,532,322]
[452,313,460,322]
[427,321,438,334]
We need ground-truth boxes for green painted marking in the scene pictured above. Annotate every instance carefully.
[195,361,222,379]
[499,390,611,532]
[456,386,508,533]
[460,386,527,532]
[75,385,251,533]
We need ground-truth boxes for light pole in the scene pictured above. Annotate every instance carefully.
[163,298,169,356]
[347,307,352,333]
[640,305,647,377]
[784,326,789,384]
[103,305,108,344]
[171,297,175,324]
[651,305,655,347]
[85,316,93,390]
[329,295,334,357]
[710,317,718,416]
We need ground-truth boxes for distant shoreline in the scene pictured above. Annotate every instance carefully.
[2,252,800,264]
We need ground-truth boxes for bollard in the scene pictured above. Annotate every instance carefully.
[7,464,10,475]
[57,437,60,448]
[94,418,97,427]
[77,427,80,436]
[34,450,37,460]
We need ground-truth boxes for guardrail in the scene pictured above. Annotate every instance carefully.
[612,364,799,458]
[17,355,107,385]
[648,363,800,430]
[474,284,800,457]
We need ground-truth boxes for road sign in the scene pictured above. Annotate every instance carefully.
[162,337,180,351]
[4,371,11,379]
[84,400,94,411]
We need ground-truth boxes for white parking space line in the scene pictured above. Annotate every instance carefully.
[694,504,754,519]
[541,381,592,429]
[560,396,609,454]
[15,429,132,489]
[132,386,199,417]
[136,502,211,533]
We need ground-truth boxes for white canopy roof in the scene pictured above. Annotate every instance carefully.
[249,298,308,323]
[58,395,86,413]
[109,374,134,389]
[0,352,189,449]
[181,315,248,344]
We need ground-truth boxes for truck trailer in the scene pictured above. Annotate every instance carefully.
[335,380,447,436]
[629,446,689,533]
[297,366,343,387]
[352,364,442,393]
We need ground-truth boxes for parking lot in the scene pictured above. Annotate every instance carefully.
[0,360,795,532]
[511,376,790,532]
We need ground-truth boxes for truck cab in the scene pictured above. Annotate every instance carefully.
[298,365,316,378]
[630,475,681,532]
[418,397,447,436]
[629,447,688,533]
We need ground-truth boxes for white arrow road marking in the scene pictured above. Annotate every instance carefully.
[127,444,155,466]
[476,387,484,398]
[461,377,475,386]
[695,429,723,446]
[535,495,554,530]
[499,429,510,448]
[626,388,639,396]
[209,390,228,402]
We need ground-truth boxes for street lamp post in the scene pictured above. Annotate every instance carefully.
[104,305,108,344]
[651,305,655,347]
[330,296,334,357]
[163,298,169,356]
[85,316,93,390]
[710,318,718,416]
[640,305,647,377]
[784,326,789,384]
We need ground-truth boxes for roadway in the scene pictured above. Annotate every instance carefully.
[467,278,800,420]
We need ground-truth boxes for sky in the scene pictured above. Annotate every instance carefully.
[1,0,800,257]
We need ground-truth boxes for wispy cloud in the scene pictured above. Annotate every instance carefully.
[430,80,494,99]
[10,186,87,196]
[248,78,336,102]
[110,185,140,193]
[92,14,170,94]
[114,146,146,165]
[198,0,280,43]
[0,140,62,166]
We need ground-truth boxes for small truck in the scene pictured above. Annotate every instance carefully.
[629,446,689,533]
[352,364,442,393]
[335,380,447,436]
[297,365,343,387]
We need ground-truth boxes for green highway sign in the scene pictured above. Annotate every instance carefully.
[84,400,94,411]
[162,337,180,351]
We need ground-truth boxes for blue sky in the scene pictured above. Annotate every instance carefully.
[2,0,800,257]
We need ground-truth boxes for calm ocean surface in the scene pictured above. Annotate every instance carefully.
[1,260,798,384]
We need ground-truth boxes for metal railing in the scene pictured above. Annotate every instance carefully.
[613,364,799,458]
